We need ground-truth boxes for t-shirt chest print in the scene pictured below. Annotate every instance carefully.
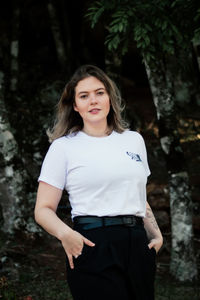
[124,150,146,178]
[126,151,142,162]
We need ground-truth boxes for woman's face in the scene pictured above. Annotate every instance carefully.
[74,76,110,128]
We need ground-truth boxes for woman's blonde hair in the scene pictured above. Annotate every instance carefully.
[47,64,129,142]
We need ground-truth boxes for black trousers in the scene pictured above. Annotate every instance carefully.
[66,221,156,300]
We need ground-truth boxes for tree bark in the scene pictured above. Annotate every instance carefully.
[0,69,40,234]
[193,40,200,73]
[173,45,200,108]
[145,58,198,281]
[10,1,20,92]
[47,0,67,67]
[0,2,40,235]
[0,71,24,233]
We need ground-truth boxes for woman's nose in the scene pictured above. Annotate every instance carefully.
[90,93,97,103]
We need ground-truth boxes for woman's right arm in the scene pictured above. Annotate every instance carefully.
[34,181,95,269]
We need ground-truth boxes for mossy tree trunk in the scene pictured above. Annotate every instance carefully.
[145,58,198,281]
[0,69,27,234]
[0,2,39,235]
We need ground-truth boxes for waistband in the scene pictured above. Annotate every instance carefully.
[73,215,143,230]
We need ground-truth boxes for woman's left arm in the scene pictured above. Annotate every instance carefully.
[143,201,163,253]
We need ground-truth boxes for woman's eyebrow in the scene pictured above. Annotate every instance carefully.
[77,87,105,96]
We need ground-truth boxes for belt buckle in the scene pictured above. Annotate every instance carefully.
[122,216,136,227]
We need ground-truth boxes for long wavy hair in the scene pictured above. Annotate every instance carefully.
[47,64,129,142]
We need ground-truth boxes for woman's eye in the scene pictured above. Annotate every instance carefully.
[80,95,87,99]
[97,91,104,96]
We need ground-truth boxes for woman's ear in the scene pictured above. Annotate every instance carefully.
[73,102,78,112]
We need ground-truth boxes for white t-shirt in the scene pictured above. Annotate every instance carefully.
[38,130,151,219]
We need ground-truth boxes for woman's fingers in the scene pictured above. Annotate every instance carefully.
[67,254,74,269]
[148,241,155,249]
[148,237,163,253]
[74,251,82,258]
[148,242,158,253]
[67,250,83,269]
[83,236,95,247]
[64,232,95,269]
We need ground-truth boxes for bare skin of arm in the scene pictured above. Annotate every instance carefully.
[143,201,163,253]
[34,181,95,269]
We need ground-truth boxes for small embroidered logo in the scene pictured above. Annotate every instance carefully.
[126,152,142,161]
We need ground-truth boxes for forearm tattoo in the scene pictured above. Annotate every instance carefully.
[146,207,159,230]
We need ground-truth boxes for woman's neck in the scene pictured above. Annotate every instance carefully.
[82,124,110,137]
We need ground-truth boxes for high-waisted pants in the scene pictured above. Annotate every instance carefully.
[66,222,157,300]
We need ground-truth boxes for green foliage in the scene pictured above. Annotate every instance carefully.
[86,1,105,28]
[86,0,200,64]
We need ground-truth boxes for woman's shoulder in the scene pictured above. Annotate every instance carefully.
[49,131,82,152]
[48,134,74,150]
[122,129,144,140]
[51,132,78,144]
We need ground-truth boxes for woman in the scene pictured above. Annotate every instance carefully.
[35,64,163,300]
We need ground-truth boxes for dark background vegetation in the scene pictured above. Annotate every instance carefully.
[0,0,200,299]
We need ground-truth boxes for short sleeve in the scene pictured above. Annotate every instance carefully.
[38,139,68,190]
[137,133,151,177]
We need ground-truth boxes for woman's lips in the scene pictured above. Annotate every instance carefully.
[89,109,101,114]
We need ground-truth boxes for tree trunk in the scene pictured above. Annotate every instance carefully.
[145,58,198,281]
[59,0,74,74]
[0,70,40,234]
[0,2,40,235]
[0,71,24,233]
[47,0,67,67]
[173,45,200,109]
[10,2,20,92]
[193,40,200,73]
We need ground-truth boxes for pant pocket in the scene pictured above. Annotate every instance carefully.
[151,247,156,256]
[73,243,96,268]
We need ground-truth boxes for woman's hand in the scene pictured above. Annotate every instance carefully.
[60,228,95,269]
[148,237,163,254]
[35,182,95,269]
[143,201,163,254]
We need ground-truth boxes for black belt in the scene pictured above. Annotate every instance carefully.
[73,215,143,230]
